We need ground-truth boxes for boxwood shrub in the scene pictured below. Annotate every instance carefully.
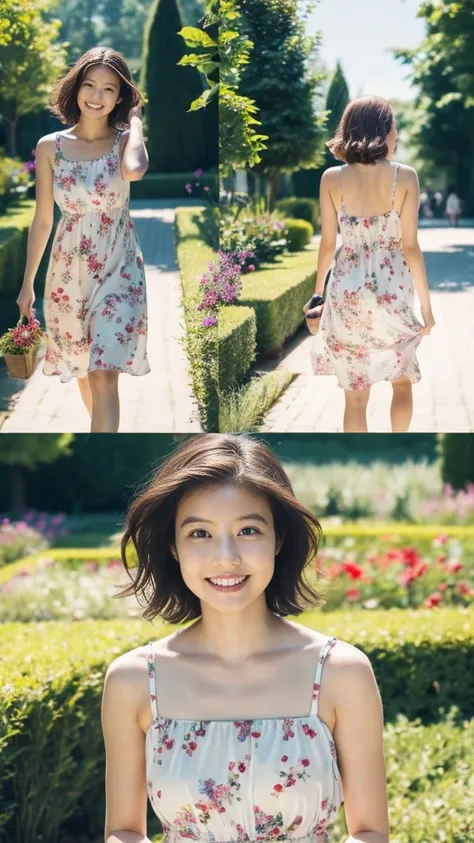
[275,196,319,228]
[284,218,314,251]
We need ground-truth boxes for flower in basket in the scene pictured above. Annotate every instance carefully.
[0,316,43,356]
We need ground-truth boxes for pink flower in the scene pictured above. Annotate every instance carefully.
[424,592,442,608]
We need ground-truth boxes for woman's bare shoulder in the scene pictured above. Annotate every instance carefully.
[395,162,419,184]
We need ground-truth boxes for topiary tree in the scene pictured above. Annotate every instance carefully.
[140,0,207,172]
[236,0,328,209]
[324,61,349,164]
[439,434,474,491]
[292,60,349,202]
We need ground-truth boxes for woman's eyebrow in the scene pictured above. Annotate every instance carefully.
[180,513,268,528]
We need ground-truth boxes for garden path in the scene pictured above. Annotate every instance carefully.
[259,222,474,433]
[0,199,203,433]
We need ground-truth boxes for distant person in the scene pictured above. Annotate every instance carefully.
[305,94,435,433]
[419,188,430,218]
[434,190,444,218]
[446,187,461,227]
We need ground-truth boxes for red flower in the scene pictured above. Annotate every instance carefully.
[238,762,246,772]
[444,560,463,574]
[281,755,288,763]
[301,758,310,767]
[343,561,363,580]
[424,592,442,608]
[345,587,360,601]
[274,784,283,792]
[401,547,421,568]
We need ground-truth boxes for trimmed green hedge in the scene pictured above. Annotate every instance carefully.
[131,171,218,200]
[0,609,472,843]
[0,200,35,297]
[276,196,319,228]
[238,244,318,353]
[174,205,219,430]
[218,303,257,392]
[284,218,314,251]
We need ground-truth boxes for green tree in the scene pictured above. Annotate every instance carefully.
[0,434,73,510]
[394,1,474,210]
[178,0,268,183]
[0,0,67,157]
[140,0,207,171]
[237,0,327,209]
[324,61,349,165]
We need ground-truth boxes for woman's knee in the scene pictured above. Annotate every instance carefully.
[88,369,119,393]
[392,375,412,390]
[345,388,370,407]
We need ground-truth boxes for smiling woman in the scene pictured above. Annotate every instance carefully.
[15,46,150,433]
[101,433,390,843]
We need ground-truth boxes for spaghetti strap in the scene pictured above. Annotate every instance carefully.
[147,640,159,721]
[310,636,338,716]
[391,163,400,209]
[338,166,345,211]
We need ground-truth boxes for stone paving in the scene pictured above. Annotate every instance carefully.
[0,200,203,433]
[259,224,474,433]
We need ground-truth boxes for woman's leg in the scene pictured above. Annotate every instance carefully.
[343,387,370,432]
[390,375,413,432]
[88,370,120,433]
[77,375,93,418]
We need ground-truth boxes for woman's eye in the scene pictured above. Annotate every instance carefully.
[239,526,260,536]
[190,529,210,538]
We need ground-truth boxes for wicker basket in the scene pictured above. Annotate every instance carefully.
[4,343,39,379]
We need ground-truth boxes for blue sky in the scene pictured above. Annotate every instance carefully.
[308,0,426,101]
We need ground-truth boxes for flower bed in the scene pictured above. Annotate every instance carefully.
[0,511,69,569]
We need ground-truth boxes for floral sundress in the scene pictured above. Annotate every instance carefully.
[43,130,150,382]
[146,636,344,843]
[311,163,424,391]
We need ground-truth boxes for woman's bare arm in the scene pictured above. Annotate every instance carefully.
[17,136,55,318]
[120,109,149,182]
[332,643,390,843]
[400,167,435,335]
[101,654,152,843]
[314,169,338,295]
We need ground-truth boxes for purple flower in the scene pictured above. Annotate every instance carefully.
[203,315,217,328]
[194,168,203,177]
[248,264,255,271]
[204,186,210,192]
[185,183,192,194]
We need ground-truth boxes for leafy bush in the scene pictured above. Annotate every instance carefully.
[0,152,33,213]
[283,459,474,524]
[0,610,472,843]
[0,511,69,569]
[284,218,314,251]
[174,205,219,430]
[275,196,319,228]
[440,433,474,490]
[218,302,257,391]
[0,200,35,297]
[130,171,218,200]
[220,209,288,266]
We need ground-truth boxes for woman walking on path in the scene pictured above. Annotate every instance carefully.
[305,96,435,433]
[102,434,389,843]
[17,47,150,433]
[445,187,462,227]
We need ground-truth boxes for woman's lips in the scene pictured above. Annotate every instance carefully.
[205,575,249,593]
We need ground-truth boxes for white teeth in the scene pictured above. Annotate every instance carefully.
[208,576,247,587]
[86,103,103,109]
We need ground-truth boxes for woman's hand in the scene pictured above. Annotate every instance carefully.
[17,285,36,320]
[420,306,436,336]
[127,101,143,123]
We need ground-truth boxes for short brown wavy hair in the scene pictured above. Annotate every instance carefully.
[116,434,323,625]
[49,46,142,128]
[327,95,394,165]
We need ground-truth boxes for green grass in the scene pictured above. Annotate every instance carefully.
[218,367,294,432]
[0,199,35,243]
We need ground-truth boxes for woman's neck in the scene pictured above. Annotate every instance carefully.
[71,118,115,142]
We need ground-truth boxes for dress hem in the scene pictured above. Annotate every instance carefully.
[42,363,151,384]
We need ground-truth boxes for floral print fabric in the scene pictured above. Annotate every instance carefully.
[43,131,150,382]
[311,163,423,391]
[146,636,343,843]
